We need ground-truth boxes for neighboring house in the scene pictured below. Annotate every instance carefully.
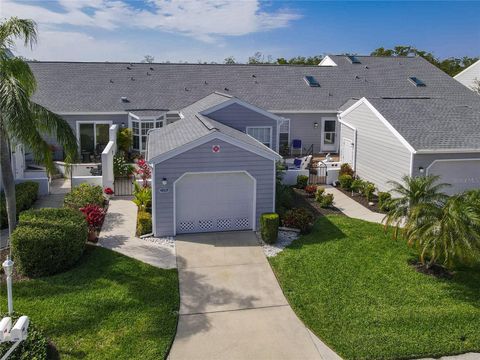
[339,98,480,195]
[454,59,480,93]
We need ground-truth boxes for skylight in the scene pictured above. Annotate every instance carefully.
[347,55,361,64]
[304,76,320,87]
[409,77,426,87]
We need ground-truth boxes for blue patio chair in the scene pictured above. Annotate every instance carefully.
[291,139,302,156]
[293,158,302,168]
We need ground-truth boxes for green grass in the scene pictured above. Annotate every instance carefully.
[1,246,179,360]
[269,215,480,360]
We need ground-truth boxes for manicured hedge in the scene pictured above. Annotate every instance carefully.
[0,181,39,228]
[64,183,104,210]
[136,211,152,236]
[260,213,279,244]
[12,208,88,277]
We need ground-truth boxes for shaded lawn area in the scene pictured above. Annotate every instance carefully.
[1,246,179,360]
[269,215,480,360]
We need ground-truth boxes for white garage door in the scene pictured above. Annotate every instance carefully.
[427,159,480,195]
[175,172,255,234]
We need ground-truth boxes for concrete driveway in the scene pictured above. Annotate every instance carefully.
[169,231,341,360]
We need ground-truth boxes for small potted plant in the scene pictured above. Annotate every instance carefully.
[104,187,114,200]
[80,204,106,242]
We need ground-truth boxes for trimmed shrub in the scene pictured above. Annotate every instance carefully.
[276,185,293,210]
[320,193,334,208]
[283,208,314,234]
[12,208,88,277]
[362,182,376,202]
[260,213,279,244]
[296,175,309,189]
[338,174,353,190]
[351,179,365,193]
[378,192,392,211]
[0,314,49,359]
[339,163,354,177]
[315,187,325,202]
[136,211,152,236]
[1,181,39,228]
[64,183,104,210]
[304,185,318,197]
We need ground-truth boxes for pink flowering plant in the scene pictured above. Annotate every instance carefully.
[80,204,106,231]
[104,187,114,195]
[136,157,151,187]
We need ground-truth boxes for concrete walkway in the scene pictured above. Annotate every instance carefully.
[98,197,176,269]
[324,186,385,224]
[169,231,342,360]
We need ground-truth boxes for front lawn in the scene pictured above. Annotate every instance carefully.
[269,215,480,360]
[1,246,179,359]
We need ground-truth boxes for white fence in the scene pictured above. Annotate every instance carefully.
[101,124,118,189]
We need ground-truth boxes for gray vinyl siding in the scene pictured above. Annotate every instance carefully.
[207,103,278,151]
[339,124,355,164]
[412,152,480,177]
[341,103,412,192]
[274,113,338,154]
[153,139,275,236]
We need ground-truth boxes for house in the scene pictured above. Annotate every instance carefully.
[454,59,480,93]
[23,55,480,235]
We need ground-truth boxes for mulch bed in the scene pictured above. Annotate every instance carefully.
[292,188,344,218]
[408,259,454,280]
[336,187,387,214]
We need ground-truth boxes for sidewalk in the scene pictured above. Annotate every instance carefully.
[324,186,385,224]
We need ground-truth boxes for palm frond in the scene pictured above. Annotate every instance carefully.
[0,17,37,49]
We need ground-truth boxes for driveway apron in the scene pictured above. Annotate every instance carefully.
[169,231,341,360]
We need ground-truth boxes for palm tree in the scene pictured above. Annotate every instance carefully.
[1,17,78,241]
[406,190,480,267]
[383,175,449,238]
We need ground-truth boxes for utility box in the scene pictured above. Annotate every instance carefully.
[10,316,29,342]
[327,168,340,185]
[0,317,12,342]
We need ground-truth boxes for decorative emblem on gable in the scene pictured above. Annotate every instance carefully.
[212,145,221,153]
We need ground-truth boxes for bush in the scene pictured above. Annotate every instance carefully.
[276,185,293,210]
[12,208,88,277]
[315,187,325,202]
[351,179,365,193]
[79,204,106,231]
[114,154,134,177]
[340,163,354,177]
[378,192,392,211]
[0,314,49,359]
[304,185,318,197]
[362,182,376,202]
[64,183,104,210]
[260,213,279,244]
[282,208,314,234]
[296,175,309,189]
[1,181,39,228]
[320,193,334,208]
[133,182,152,212]
[136,211,152,236]
[338,174,353,189]
[117,127,133,153]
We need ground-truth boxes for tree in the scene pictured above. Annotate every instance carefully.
[370,46,479,76]
[248,52,274,64]
[223,56,236,64]
[277,55,323,65]
[0,17,78,242]
[472,78,480,94]
[141,55,155,63]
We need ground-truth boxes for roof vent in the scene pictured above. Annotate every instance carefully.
[252,74,256,78]
[149,67,154,71]
[121,96,129,103]
[355,75,360,79]
[204,81,208,85]
[304,75,320,87]
[224,87,229,91]
[365,65,369,69]
[184,87,189,91]
[109,79,114,83]
[347,55,361,64]
[409,77,426,87]
[126,66,131,70]
[131,77,135,81]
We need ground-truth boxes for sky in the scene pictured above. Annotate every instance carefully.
[2,0,479,63]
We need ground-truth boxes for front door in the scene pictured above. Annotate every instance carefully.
[321,118,337,152]
[341,137,354,166]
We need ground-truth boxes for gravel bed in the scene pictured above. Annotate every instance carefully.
[142,236,175,249]
[257,230,299,257]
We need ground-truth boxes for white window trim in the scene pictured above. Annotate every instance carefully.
[129,114,165,153]
[246,126,273,149]
[76,120,113,153]
[321,117,338,152]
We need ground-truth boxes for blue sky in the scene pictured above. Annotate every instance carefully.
[3,0,479,63]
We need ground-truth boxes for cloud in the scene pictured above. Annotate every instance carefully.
[2,0,301,41]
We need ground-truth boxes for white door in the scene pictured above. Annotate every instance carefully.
[427,159,480,195]
[175,172,255,234]
[341,137,354,166]
[321,118,338,152]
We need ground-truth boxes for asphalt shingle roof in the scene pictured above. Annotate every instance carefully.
[366,97,480,151]
[28,55,479,113]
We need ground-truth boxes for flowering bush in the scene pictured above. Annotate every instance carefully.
[282,208,314,234]
[80,204,106,231]
[104,187,114,195]
[304,185,318,197]
[136,157,151,187]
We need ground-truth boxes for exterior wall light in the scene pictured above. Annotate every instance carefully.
[162,178,168,186]
[314,122,319,128]
[419,167,424,174]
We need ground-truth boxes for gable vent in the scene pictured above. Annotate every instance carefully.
[304,75,320,87]
[409,77,426,87]
[347,55,361,64]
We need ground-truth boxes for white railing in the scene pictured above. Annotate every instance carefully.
[101,124,118,189]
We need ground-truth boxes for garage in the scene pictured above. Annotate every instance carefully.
[175,172,255,234]
[426,159,480,195]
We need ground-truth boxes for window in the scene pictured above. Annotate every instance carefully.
[323,120,336,144]
[246,127,272,148]
[409,77,426,87]
[279,119,290,154]
[131,117,164,153]
[77,122,111,162]
[347,55,361,64]
[304,75,320,87]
